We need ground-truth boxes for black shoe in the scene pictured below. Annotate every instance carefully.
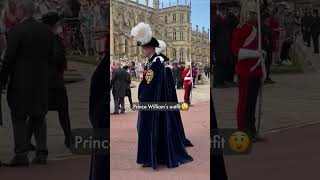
[9,155,29,167]
[265,78,276,84]
[113,111,119,115]
[32,156,47,165]
[252,134,267,143]
[120,111,125,114]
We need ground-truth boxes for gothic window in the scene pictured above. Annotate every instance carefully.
[165,29,168,38]
[180,13,184,23]
[173,31,177,40]
[180,29,184,41]
[124,39,127,53]
[187,12,190,22]
[165,15,168,23]
[179,49,184,61]
[172,49,177,60]
[173,14,176,22]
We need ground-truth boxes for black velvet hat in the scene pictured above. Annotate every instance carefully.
[41,12,62,27]
[138,37,159,47]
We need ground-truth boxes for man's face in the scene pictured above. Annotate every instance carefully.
[142,46,154,58]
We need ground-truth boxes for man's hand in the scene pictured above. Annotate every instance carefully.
[260,58,267,84]
[260,50,267,59]
[250,50,266,72]
[238,49,266,61]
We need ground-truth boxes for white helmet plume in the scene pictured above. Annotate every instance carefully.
[155,40,167,55]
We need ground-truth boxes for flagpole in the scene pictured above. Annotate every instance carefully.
[188,56,193,103]
[256,0,264,136]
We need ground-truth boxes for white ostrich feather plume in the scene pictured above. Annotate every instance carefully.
[155,40,166,54]
[131,22,152,45]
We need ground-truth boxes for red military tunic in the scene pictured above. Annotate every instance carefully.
[182,67,192,103]
[231,23,262,131]
[182,67,192,88]
[232,23,262,78]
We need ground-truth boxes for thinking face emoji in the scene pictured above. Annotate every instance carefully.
[228,131,250,153]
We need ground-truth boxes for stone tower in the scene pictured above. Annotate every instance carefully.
[153,0,160,9]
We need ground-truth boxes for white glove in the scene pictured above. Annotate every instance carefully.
[238,49,265,61]
[250,50,267,72]
[184,77,192,81]
[260,58,267,83]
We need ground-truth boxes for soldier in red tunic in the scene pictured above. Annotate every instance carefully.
[231,0,266,140]
[182,62,193,105]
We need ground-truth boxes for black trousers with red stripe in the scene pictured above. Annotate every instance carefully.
[237,77,261,136]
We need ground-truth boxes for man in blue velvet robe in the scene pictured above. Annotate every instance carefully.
[131,22,193,169]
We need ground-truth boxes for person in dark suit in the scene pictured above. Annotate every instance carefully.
[213,7,233,88]
[177,62,185,89]
[89,55,109,180]
[111,62,130,114]
[171,62,178,88]
[0,0,54,166]
[301,12,308,43]
[311,9,320,54]
[40,12,72,148]
[123,65,133,109]
[306,11,313,47]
